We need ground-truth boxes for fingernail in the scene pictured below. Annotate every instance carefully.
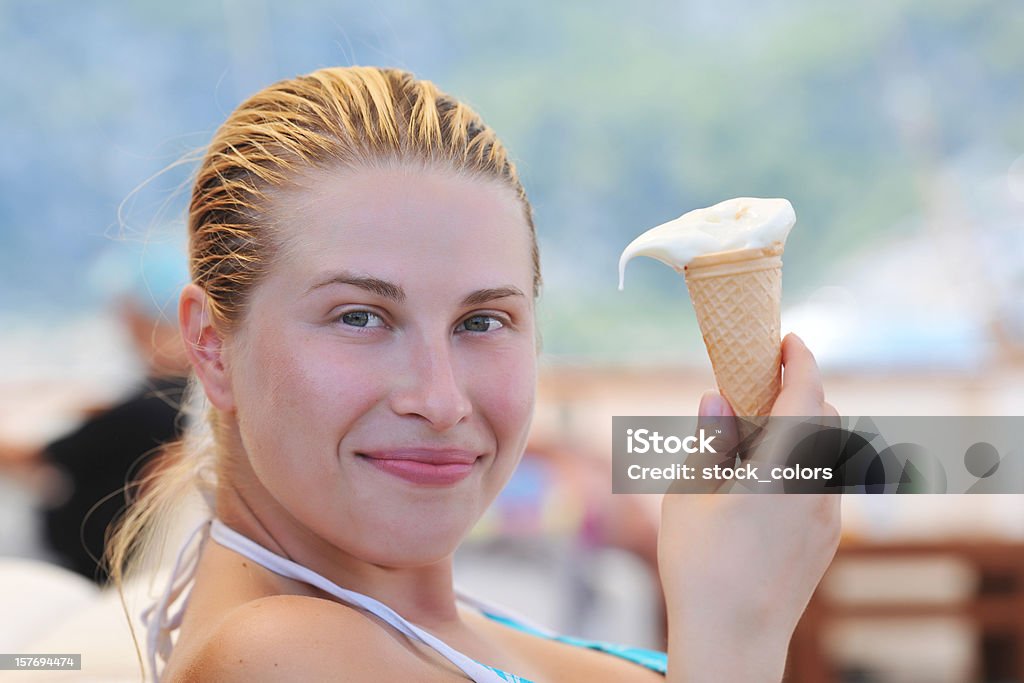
[698,390,727,417]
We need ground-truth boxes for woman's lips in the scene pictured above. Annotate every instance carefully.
[357,449,479,486]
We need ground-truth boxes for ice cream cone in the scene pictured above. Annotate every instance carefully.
[684,243,783,418]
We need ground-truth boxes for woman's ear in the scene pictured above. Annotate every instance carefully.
[179,283,236,412]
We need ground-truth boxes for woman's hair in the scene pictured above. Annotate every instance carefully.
[105,65,538,634]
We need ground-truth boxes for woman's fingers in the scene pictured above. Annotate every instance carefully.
[670,336,834,495]
[772,333,826,417]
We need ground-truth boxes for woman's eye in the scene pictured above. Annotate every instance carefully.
[339,310,384,328]
[459,315,503,333]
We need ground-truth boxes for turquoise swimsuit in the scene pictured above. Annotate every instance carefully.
[477,612,667,682]
[143,519,667,681]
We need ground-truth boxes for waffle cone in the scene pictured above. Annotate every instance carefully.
[684,244,783,417]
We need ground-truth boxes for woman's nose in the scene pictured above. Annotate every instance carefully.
[389,337,473,431]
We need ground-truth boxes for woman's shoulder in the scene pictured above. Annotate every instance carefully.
[168,595,457,682]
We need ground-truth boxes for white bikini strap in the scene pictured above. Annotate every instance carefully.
[140,517,212,681]
[210,520,507,683]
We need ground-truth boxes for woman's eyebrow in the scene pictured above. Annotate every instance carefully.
[461,286,525,306]
[307,273,406,301]
[306,275,523,306]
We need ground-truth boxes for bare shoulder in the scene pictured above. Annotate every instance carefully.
[169,595,448,682]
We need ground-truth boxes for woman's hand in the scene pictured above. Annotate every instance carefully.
[658,334,841,683]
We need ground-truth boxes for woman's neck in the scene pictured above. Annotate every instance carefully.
[213,461,464,631]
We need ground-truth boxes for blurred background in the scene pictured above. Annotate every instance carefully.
[1,0,1024,681]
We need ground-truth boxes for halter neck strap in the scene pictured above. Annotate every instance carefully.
[208,519,508,682]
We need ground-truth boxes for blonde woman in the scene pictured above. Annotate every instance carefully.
[110,66,840,682]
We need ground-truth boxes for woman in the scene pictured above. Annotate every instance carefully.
[109,66,840,682]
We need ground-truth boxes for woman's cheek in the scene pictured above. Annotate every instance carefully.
[246,337,376,463]
[480,347,536,434]
[294,344,391,433]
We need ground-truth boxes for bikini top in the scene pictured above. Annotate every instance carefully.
[143,519,667,682]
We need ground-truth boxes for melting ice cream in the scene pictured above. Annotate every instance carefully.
[618,197,795,290]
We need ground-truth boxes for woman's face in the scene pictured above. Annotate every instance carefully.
[223,165,537,566]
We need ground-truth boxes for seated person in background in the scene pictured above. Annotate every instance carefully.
[0,248,190,583]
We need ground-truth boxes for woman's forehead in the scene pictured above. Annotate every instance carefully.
[268,166,534,289]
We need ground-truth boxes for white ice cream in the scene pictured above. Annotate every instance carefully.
[618,197,796,290]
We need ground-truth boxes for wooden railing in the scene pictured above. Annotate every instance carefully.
[787,540,1024,682]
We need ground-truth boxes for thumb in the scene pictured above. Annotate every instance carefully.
[698,390,733,419]
[665,391,740,494]
[697,390,740,458]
